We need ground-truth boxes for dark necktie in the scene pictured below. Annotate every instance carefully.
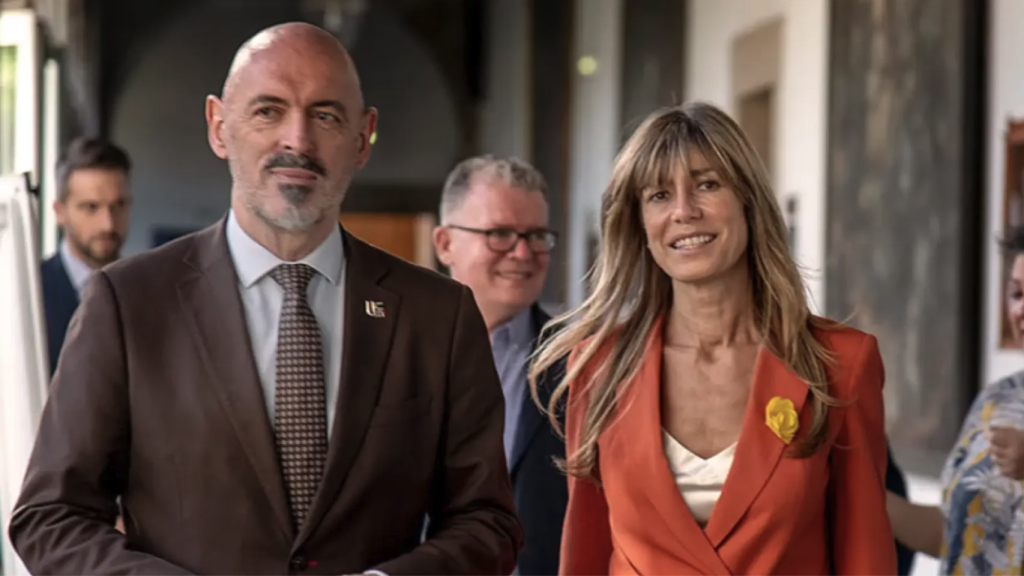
[269,263,328,530]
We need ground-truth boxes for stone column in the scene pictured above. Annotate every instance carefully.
[825,0,987,464]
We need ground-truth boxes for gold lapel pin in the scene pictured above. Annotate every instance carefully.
[365,300,386,319]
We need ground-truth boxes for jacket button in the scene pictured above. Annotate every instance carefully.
[290,555,308,571]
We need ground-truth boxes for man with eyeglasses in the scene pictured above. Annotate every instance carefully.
[433,155,566,575]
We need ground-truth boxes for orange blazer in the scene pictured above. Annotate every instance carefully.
[559,318,896,575]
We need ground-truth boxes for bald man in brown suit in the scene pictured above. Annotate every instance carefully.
[8,23,521,575]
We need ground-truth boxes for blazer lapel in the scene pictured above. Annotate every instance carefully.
[703,346,810,546]
[617,318,731,575]
[176,220,293,543]
[296,232,399,547]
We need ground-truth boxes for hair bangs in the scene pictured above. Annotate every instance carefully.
[626,117,738,198]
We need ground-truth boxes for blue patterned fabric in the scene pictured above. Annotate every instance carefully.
[940,371,1024,575]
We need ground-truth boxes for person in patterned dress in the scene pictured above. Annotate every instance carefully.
[887,225,1024,575]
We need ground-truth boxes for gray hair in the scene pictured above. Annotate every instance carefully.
[439,155,548,223]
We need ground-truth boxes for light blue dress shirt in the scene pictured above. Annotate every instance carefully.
[225,211,346,435]
[59,238,95,299]
[491,308,534,464]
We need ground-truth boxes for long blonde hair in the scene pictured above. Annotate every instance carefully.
[529,102,840,481]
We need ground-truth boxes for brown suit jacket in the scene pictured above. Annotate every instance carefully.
[8,218,523,575]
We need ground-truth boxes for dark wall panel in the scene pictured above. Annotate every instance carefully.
[529,0,574,305]
[619,0,684,142]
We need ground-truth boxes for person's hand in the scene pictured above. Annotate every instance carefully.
[986,425,1024,479]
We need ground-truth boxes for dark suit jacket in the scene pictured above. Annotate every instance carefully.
[40,253,80,376]
[508,305,568,576]
[9,218,523,575]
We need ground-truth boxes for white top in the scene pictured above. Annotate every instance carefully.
[225,210,346,435]
[662,429,737,527]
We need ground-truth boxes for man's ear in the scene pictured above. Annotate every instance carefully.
[206,95,229,160]
[355,106,379,168]
[52,199,68,228]
[433,225,454,267]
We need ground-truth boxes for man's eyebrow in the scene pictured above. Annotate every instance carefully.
[245,95,348,121]
[246,95,288,108]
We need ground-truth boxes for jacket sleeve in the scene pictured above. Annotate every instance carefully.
[8,271,193,575]
[372,286,523,575]
[558,348,613,576]
[830,335,898,575]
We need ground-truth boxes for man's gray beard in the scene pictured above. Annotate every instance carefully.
[252,184,323,232]
[279,183,311,205]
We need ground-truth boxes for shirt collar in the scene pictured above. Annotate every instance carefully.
[225,210,344,288]
[59,238,95,293]
[492,307,534,349]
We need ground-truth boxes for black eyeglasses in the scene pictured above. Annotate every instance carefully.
[448,225,559,254]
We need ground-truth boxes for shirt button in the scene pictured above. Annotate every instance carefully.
[290,555,308,571]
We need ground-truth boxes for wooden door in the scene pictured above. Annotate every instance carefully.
[339,212,436,269]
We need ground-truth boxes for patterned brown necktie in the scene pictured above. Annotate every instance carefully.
[270,263,328,530]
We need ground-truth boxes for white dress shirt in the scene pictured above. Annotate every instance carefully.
[225,210,346,435]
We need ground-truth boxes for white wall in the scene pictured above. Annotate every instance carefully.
[109,2,461,256]
[983,0,1024,385]
[566,0,623,307]
[685,0,830,314]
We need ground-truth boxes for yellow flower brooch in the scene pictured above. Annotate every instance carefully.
[765,396,799,444]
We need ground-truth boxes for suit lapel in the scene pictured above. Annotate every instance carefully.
[509,388,545,476]
[51,256,81,305]
[176,220,293,543]
[296,232,399,547]
[509,305,549,475]
[703,346,810,546]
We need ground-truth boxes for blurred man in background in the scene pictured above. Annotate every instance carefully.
[41,136,132,376]
[433,155,567,575]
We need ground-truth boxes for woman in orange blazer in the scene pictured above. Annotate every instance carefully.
[529,102,896,576]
